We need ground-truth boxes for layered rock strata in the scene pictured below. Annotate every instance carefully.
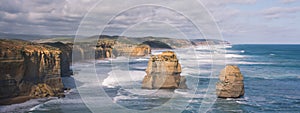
[95,39,116,59]
[0,39,64,100]
[114,44,151,57]
[142,51,187,89]
[43,42,73,77]
[216,65,244,98]
[94,39,151,59]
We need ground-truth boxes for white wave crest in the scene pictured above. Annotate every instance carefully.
[102,70,145,87]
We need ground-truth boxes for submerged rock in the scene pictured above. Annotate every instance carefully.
[142,51,187,89]
[216,65,244,98]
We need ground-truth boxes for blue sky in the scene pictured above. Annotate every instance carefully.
[0,0,299,44]
[221,0,300,44]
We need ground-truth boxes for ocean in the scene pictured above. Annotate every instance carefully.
[1,45,300,113]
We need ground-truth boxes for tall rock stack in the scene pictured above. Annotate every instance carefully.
[216,65,244,98]
[142,51,187,89]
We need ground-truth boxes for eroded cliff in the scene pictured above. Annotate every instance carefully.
[43,42,73,77]
[114,44,151,57]
[0,39,64,100]
[95,39,151,59]
[95,39,116,59]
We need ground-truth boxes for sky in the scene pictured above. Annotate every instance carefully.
[0,0,299,44]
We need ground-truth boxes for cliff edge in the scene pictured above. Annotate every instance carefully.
[0,39,65,103]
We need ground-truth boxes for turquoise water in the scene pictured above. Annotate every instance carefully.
[1,45,299,113]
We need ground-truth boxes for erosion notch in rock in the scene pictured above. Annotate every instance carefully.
[216,65,244,98]
[142,51,187,89]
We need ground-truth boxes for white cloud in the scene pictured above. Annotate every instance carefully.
[280,0,297,4]
[201,0,256,7]
[262,7,300,19]
[0,0,299,43]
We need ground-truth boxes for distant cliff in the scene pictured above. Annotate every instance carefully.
[97,36,230,50]
[0,39,64,101]
[94,38,151,59]
[114,44,151,57]
[142,41,173,49]
[72,37,231,61]
[95,39,116,59]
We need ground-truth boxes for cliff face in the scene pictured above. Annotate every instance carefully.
[142,41,172,49]
[0,39,64,99]
[216,65,244,98]
[142,51,187,89]
[43,42,73,77]
[114,44,151,57]
[94,39,151,59]
[95,39,115,59]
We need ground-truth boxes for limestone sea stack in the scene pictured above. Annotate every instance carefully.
[142,51,187,89]
[216,65,244,98]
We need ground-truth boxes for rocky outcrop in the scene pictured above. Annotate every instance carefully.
[142,41,172,49]
[114,44,151,57]
[43,42,73,77]
[0,39,64,100]
[142,51,187,89]
[29,84,55,98]
[95,39,151,59]
[216,65,244,98]
[95,39,115,59]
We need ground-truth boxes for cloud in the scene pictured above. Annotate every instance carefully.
[201,0,256,7]
[0,0,299,43]
[101,6,202,39]
[0,0,98,34]
[262,7,300,19]
[280,0,297,4]
[0,0,257,35]
[0,1,23,14]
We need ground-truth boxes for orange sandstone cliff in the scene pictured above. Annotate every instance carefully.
[0,39,65,100]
